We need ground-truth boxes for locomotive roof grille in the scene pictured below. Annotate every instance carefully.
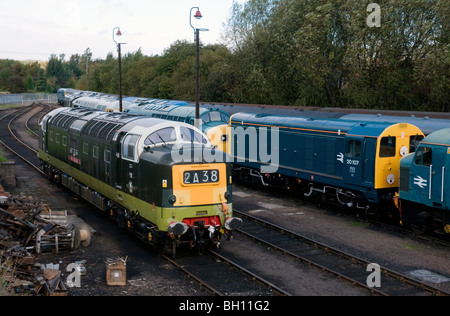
[51,113,79,129]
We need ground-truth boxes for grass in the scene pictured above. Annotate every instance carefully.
[0,104,22,110]
[402,242,422,251]
[350,221,369,228]
[0,149,7,163]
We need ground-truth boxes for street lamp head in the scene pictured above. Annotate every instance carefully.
[190,7,203,32]
[113,26,123,44]
[194,10,202,19]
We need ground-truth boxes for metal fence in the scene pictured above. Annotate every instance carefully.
[0,93,57,105]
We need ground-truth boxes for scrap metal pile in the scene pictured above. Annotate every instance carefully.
[0,183,92,295]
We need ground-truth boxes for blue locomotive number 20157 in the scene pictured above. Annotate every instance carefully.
[184,170,219,184]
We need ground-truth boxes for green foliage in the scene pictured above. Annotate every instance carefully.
[0,149,7,163]
[222,0,449,110]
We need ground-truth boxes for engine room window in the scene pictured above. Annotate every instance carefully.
[144,127,177,146]
[380,136,396,157]
[83,142,89,155]
[410,135,424,153]
[180,127,207,144]
[122,134,140,160]
[93,146,99,159]
[346,140,361,158]
[104,150,111,163]
[414,147,432,166]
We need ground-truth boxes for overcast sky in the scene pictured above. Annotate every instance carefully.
[0,0,248,61]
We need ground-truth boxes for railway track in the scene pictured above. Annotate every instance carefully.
[161,252,287,296]
[0,104,45,175]
[234,210,450,296]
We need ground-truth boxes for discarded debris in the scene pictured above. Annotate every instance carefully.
[106,256,128,286]
[0,186,93,254]
[0,183,93,296]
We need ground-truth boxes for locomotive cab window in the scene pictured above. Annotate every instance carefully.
[144,127,176,146]
[346,140,361,157]
[210,111,222,122]
[410,135,424,153]
[180,127,208,144]
[201,113,211,124]
[414,147,432,166]
[380,136,396,157]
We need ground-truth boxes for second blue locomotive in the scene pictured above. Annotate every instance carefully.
[399,128,450,234]
[229,112,425,219]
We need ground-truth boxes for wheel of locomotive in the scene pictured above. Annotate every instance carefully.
[46,168,53,181]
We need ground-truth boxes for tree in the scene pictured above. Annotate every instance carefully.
[46,54,65,91]
[35,68,47,92]
[25,75,34,91]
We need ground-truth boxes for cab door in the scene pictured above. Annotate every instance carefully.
[410,146,436,205]
[430,147,446,207]
[343,138,363,185]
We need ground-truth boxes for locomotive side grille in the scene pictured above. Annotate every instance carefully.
[399,167,410,191]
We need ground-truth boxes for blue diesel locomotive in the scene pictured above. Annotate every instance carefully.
[229,112,424,218]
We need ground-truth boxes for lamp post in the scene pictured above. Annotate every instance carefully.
[189,7,208,129]
[113,27,126,112]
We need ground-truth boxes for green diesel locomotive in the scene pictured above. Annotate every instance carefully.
[38,107,241,256]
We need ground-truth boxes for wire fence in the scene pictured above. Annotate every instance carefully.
[0,93,57,105]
